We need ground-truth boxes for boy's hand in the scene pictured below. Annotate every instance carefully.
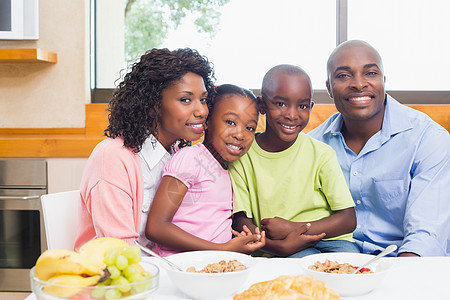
[269,223,325,256]
[261,217,298,240]
[225,230,266,254]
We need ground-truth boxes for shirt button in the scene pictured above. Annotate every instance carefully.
[356,200,361,205]
[353,171,358,175]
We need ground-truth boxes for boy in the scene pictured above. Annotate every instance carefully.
[230,64,358,257]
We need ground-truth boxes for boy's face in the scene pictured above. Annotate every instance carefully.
[261,73,313,146]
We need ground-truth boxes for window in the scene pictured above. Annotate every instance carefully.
[348,0,450,91]
[92,0,450,104]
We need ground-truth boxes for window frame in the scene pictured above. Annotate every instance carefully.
[90,0,450,104]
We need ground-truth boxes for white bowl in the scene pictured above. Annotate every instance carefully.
[299,252,392,297]
[162,250,256,299]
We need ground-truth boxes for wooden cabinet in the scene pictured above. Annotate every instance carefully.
[0,48,57,63]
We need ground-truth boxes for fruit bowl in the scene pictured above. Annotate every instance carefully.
[30,260,159,300]
[162,250,257,300]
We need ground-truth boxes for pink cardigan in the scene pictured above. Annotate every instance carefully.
[74,138,144,249]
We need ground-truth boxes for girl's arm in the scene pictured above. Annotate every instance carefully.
[261,207,356,240]
[146,176,263,253]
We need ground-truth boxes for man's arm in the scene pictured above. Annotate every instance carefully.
[400,127,450,256]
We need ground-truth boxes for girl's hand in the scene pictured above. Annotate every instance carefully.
[260,216,300,240]
[231,225,257,237]
[225,230,266,254]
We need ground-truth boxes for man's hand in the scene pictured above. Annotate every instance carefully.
[261,216,300,240]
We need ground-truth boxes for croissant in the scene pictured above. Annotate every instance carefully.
[234,275,341,300]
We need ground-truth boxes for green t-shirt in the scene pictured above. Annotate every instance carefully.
[230,133,355,242]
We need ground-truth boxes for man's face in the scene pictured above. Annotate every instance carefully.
[326,44,386,123]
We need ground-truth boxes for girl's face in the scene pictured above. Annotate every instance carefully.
[205,95,258,162]
[158,72,209,149]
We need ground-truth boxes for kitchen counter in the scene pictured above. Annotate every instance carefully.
[0,104,108,157]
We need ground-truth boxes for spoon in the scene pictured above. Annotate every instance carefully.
[352,244,397,274]
[134,240,184,272]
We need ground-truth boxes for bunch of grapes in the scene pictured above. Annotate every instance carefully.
[91,245,153,300]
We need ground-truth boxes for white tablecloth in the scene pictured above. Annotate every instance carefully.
[26,256,450,299]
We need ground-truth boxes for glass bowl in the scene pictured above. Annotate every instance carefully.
[30,261,159,300]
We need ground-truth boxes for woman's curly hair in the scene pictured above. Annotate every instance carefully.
[104,48,215,152]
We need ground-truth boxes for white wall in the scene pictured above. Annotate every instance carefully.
[47,158,87,193]
[0,0,88,128]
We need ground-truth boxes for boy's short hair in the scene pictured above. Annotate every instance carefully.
[261,64,313,98]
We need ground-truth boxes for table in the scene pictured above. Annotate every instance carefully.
[26,256,450,299]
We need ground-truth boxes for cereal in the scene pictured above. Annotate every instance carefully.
[187,259,246,273]
[309,259,373,274]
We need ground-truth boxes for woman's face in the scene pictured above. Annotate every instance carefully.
[205,94,258,162]
[158,72,209,149]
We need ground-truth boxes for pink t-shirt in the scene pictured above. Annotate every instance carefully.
[152,143,233,256]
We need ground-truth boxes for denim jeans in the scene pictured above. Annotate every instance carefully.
[287,240,361,258]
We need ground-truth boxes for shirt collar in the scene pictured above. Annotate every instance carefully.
[322,112,344,135]
[321,93,412,137]
[382,94,413,137]
[139,135,171,170]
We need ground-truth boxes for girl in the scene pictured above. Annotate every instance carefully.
[146,84,265,256]
[74,48,215,250]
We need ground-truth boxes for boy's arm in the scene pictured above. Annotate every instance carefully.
[262,224,325,257]
[234,212,326,257]
[232,211,258,233]
[261,207,356,240]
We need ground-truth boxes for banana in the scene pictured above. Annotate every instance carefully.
[77,237,129,270]
[43,274,102,298]
[35,237,131,296]
[133,262,145,274]
[35,249,103,281]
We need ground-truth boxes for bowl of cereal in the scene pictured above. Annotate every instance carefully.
[299,252,392,297]
[162,250,257,299]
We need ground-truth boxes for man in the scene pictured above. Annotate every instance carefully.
[309,40,450,257]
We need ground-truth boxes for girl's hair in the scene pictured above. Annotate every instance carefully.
[209,84,257,115]
[105,48,215,152]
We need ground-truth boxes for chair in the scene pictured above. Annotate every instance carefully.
[40,190,80,250]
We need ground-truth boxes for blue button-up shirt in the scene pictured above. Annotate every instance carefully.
[309,95,450,256]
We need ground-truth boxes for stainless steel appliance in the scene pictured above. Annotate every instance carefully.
[0,158,47,291]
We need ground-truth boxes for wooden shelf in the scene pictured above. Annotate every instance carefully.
[0,48,57,63]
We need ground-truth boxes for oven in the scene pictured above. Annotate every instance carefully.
[0,158,47,291]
